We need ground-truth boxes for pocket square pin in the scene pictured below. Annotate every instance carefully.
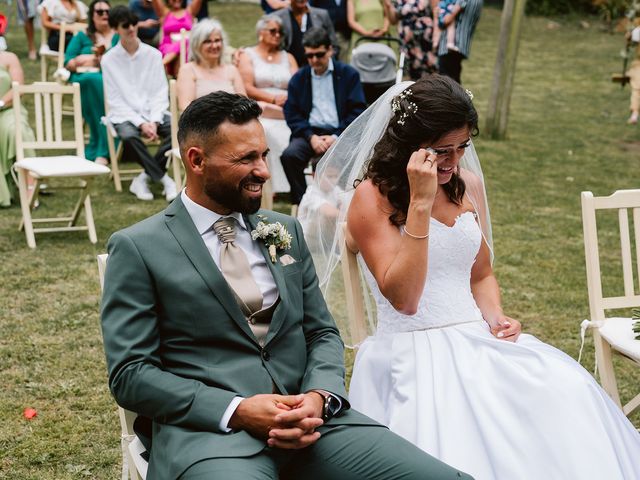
[279,254,297,266]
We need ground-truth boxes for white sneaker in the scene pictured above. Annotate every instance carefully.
[160,175,178,202]
[129,173,154,201]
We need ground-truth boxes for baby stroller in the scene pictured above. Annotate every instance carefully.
[350,36,405,105]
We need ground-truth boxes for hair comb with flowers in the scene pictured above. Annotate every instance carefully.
[391,88,418,126]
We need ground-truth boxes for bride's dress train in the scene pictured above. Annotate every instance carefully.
[349,211,640,480]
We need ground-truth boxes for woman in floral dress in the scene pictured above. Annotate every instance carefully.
[385,0,436,80]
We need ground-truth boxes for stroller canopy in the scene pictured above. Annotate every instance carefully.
[350,43,398,85]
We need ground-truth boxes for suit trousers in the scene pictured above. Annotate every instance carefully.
[281,137,322,205]
[114,114,172,182]
[179,424,472,480]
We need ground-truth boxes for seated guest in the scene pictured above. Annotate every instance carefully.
[101,5,177,202]
[64,0,116,165]
[282,27,365,205]
[40,0,88,51]
[0,50,36,207]
[151,0,202,74]
[274,0,337,67]
[310,0,350,61]
[238,14,298,194]
[176,19,246,111]
[128,0,159,46]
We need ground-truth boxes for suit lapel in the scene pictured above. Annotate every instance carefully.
[244,212,290,345]
[165,198,258,342]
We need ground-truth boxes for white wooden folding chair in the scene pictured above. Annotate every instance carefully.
[12,82,110,248]
[55,22,92,73]
[581,189,640,417]
[97,254,148,480]
[39,21,87,82]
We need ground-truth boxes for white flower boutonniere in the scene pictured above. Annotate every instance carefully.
[251,215,293,263]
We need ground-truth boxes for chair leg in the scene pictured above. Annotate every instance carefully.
[40,56,47,82]
[593,330,622,408]
[84,192,98,244]
[17,168,37,248]
[261,179,273,210]
[171,152,182,191]
[68,179,89,227]
[112,142,123,192]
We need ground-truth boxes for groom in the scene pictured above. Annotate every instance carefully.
[100,92,472,480]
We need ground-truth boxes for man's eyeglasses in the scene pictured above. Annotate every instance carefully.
[265,28,282,36]
[305,50,328,60]
[119,20,139,29]
[95,8,110,15]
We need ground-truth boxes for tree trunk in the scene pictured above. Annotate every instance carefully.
[485,0,527,139]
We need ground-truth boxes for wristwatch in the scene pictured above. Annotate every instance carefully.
[319,391,342,422]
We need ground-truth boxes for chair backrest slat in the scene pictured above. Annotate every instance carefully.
[42,91,54,142]
[618,208,635,297]
[34,89,44,142]
[581,189,640,321]
[53,91,64,142]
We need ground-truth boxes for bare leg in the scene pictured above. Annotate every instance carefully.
[25,18,36,59]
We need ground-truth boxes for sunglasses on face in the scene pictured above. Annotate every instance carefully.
[119,20,138,29]
[265,28,282,36]
[94,8,110,15]
[305,50,328,60]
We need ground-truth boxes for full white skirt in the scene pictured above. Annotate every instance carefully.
[349,321,640,480]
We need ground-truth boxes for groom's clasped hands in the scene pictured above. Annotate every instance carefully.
[228,392,325,449]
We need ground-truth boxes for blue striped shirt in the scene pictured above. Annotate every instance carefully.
[437,0,482,59]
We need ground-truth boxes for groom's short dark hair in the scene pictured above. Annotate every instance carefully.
[177,92,262,153]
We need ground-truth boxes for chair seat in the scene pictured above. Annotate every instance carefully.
[599,317,640,361]
[39,44,59,57]
[15,155,111,178]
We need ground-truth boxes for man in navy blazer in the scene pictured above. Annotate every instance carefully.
[282,27,366,205]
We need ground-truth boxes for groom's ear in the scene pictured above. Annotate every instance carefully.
[185,146,206,175]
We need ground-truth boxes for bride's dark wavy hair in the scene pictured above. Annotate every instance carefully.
[363,74,479,226]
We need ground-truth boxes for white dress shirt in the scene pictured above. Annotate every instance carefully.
[101,41,169,127]
[309,59,339,130]
[181,190,279,432]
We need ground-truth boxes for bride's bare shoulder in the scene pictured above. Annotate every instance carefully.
[350,179,391,216]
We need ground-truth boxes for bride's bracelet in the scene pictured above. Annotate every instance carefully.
[402,225,429,239]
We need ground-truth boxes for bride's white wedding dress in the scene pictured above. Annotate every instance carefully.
[349,211,640,480]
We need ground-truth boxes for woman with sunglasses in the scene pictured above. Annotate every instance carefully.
[152,0,202,75]
[176,19,245,112]
[238,14,298,195]
[63,0,116,165]
[40,0,88,51]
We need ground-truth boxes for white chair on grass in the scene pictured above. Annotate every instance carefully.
[97,254,148,480]
[12,81,110,248]
[581,189,640,417]
[167,79,184,191]
[39,21,87,82]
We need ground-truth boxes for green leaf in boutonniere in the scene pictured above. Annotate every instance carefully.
[633,308,640,340]
[250,215,293,263]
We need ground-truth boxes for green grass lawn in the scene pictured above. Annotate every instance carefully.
[1,3,639,478]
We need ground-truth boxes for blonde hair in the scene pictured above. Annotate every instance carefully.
[188,18,229,65]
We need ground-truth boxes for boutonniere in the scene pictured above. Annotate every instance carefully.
[251,215,293,263]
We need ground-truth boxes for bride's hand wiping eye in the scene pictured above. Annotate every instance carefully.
[406,148,438,206]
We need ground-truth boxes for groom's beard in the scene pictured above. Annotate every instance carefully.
[204,174,264,214]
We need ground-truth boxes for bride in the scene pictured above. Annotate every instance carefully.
[299,75,640,480]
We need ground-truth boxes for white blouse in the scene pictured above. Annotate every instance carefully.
[40,0,88,24]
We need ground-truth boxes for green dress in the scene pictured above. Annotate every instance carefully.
[350,0,387,48]
[0,66,35,208]
[64,32,118,161]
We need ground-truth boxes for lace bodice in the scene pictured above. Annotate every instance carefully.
[363,211,485,334]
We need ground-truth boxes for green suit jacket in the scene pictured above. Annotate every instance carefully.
[100,198,378,479]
